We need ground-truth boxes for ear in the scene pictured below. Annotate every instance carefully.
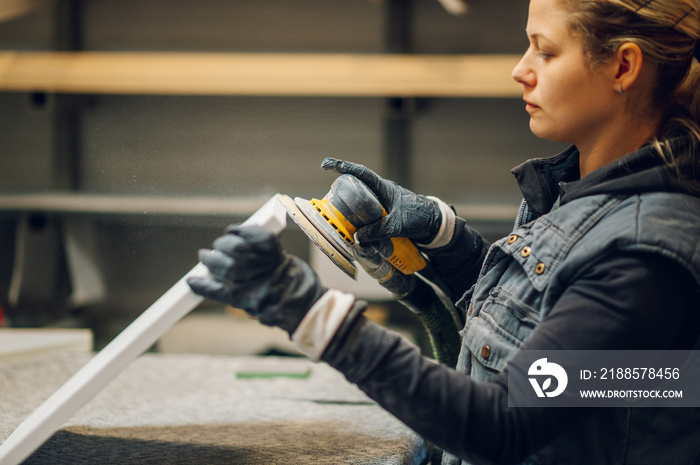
[613,42,644,93]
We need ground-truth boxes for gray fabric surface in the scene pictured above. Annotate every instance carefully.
[0,353,425,464]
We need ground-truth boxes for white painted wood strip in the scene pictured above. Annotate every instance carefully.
[0,195,288,465]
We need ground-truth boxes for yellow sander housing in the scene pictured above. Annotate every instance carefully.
[281,174,427,279]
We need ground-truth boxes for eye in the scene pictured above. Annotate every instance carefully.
[537,51,553,60]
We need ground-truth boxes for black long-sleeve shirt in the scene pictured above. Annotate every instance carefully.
[323,243,699,465]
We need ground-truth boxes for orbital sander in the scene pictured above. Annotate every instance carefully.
[279,174,427,280]
[280,174,461,369]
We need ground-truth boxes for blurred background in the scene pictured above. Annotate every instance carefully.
[0,0,567,353]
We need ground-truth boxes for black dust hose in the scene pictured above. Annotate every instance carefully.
[354,244,461,368]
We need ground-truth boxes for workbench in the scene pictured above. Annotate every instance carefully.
[0,352,426,464]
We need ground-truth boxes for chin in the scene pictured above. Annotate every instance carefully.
[529,120,569,143]
[529,120,551,140]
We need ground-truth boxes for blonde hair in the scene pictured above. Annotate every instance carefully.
[558,0,700,182]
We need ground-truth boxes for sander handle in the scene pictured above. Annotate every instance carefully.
[386,236,426,275]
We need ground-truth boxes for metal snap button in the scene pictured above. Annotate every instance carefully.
[521,246,532,258]
[507,234,518,245]
[535,262,546,275]
[481,345,491,360]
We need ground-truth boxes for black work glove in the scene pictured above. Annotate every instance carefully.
[352,240,415,298]
[321,158,442,245]
[187,225,325,335]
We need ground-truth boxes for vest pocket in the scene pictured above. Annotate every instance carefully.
[465,287,539,375]
[483,286,539,340]
[465,318,516,376]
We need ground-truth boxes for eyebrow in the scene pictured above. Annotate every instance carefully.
[527,32,554,47]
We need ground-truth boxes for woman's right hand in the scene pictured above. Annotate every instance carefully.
[321,158,443,245]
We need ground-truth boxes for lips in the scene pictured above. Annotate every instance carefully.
[524,99,540,112]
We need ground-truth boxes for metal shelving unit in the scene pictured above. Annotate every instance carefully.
[0,0,539,340]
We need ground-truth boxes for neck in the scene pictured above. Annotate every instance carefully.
[577,111,663,178]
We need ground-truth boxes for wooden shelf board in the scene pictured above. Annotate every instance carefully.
[0,52,522,97]
[0,192,518,221]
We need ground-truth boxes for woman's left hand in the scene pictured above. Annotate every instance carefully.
[187,225,326,335]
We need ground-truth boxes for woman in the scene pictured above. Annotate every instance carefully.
[188,0,700,463]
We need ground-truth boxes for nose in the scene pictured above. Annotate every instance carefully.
[512,50,535,88]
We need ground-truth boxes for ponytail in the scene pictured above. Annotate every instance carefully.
[664,58,700,186]
[671,58,700,136]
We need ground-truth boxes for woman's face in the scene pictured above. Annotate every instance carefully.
[512,0,618,145]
